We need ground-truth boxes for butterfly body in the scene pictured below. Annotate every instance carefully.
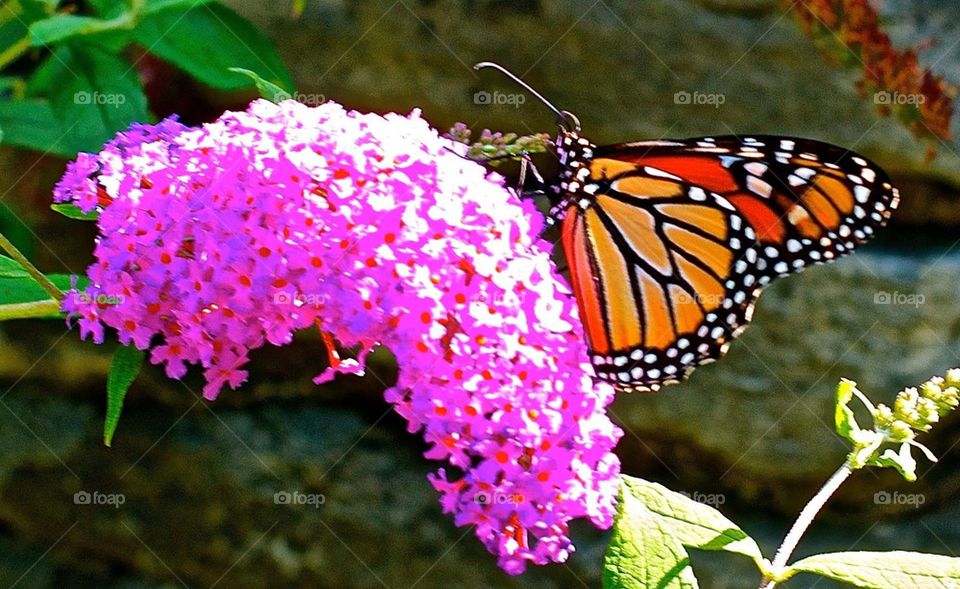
[546,130,899,392]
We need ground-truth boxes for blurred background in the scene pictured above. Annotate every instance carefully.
[0,0,958,587]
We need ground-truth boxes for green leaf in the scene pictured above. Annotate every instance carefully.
[228,67,290,102]
[0,254,29,278]
[836,378,861,441]
[783,551,960,588]
[604,481,699,589]
[0,76,23,93]
[622,476,765,566]
[87,0,129,19]
[28,14,132,47]
[0,0,55,58]
[51,203,100,221]
[134,3,293,91]
[104,344,145,446]
[0,273,83,316]
[868,442,918,482]
[0,98,73,155]
[39,44,149,153]
[143,0,216,16]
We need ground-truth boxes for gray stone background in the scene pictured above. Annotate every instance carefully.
[0,0,958,587]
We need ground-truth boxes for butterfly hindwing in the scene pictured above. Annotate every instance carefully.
[562,166,762,391]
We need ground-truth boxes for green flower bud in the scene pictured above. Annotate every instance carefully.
[873,403,896,430]
[946,368,960,388]
[887,420,915,443]
[920,375,960,416]
[915,397,940,429]
[894,387,919,415]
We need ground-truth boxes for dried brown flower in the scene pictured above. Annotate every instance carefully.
[788,0,955,155]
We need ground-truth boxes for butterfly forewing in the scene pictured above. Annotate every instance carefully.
[556,134,899,392]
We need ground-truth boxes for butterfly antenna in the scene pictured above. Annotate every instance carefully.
[474,62,580,131]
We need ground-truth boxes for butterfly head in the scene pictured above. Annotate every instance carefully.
[472,62,597,207]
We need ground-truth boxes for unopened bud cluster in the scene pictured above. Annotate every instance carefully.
[873,370,960,443]
[447,123,551,162]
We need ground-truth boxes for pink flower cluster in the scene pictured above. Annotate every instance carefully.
[53,99,622,573]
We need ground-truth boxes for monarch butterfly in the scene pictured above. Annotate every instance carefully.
[475,62,900,392]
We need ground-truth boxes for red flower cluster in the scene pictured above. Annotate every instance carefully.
[789,0,955,154]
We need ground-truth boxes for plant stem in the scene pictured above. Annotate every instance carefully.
[0,300,62,320]
[0,232,64,301]
[0,37,29,72]
[758,461,854,589]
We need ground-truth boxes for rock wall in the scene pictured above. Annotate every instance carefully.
[1,0,958,587]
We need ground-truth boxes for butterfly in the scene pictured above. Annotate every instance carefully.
[475,62,900,392]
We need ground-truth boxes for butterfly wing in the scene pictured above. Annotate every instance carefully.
[561,135,899,391]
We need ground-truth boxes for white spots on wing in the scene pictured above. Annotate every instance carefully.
[645,166,682,180]
[689,187,707,201]
[854,185,872,203]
